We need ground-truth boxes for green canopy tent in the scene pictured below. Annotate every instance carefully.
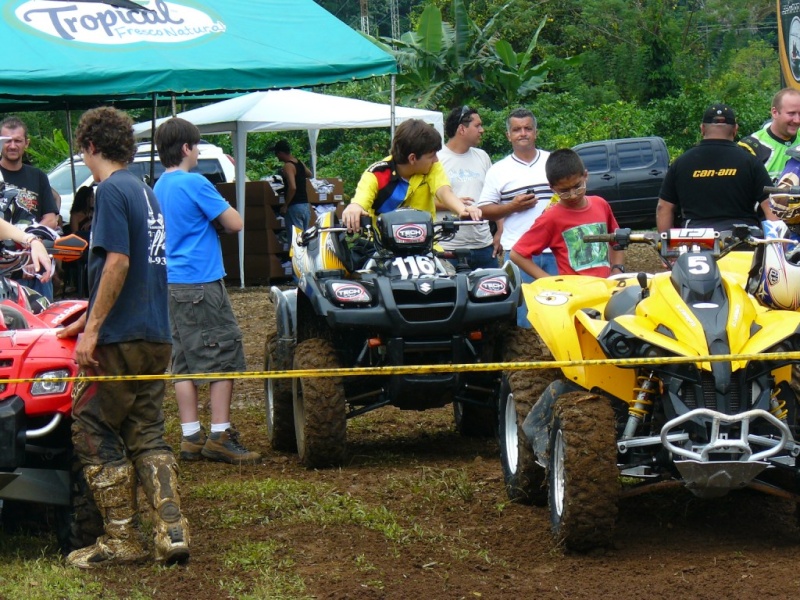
[0,0,397,284]
[1,0,396,106]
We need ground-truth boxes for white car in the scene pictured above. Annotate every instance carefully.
[48,142,236,226]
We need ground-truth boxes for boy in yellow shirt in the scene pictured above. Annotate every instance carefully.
[342,119,481,230]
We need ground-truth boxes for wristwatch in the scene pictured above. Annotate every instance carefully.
[611,264,625,273]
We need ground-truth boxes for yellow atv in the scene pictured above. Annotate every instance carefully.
[499,227,800,551]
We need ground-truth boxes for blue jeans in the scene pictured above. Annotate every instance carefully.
[446,244,499,271]
[506,250,557,328]
[285,203,311,235]
[29,277,53,302]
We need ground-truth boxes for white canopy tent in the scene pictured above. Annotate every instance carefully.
[134,89,444,285]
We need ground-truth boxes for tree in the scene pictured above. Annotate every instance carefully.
[374,0,553,108]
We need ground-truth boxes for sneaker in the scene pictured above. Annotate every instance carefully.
[201,427,261,465]
[179,428,207,461]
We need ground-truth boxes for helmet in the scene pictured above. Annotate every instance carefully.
[750,221,800,310]
[769,196,800,225]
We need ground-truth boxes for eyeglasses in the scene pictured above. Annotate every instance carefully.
[459,105,472,124]
[552,183,586,199]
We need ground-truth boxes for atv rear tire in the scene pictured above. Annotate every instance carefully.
[265,332,297,452]
[499,328,559,506]
[293,338,346,468]
[548,392,619,552]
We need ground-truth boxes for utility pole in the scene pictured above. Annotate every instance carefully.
[390,0,400,41]
[360,0,370,35]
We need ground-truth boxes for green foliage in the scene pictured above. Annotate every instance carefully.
[11,0,787,186]
[376,0,551,108]
[25,128,70,171]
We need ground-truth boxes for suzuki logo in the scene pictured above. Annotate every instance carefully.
[418,282,433,294]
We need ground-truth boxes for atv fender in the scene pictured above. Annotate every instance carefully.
[522,379,584,463]
[270,286,298,342]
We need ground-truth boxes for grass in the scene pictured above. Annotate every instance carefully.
[0,398,501,599]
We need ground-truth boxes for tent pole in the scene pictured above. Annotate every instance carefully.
[390,74,396,140]
[65,104,77,195]
[149,93,157,185]
[233,125,247,288]
[308,129,319,178]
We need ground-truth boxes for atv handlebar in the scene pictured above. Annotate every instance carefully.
[299,216,488,248]
[0,234,88,279]
[582,226,770,271]
[765,185,800,196]
[582,228,653,248]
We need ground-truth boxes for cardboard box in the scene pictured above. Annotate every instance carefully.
[306,177,344,204]
[216,181,280,207]
[245,204,281,229]
[266,229,290,253]
[220,229,289,255]
[222,251,292,284]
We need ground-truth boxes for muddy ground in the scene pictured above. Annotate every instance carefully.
[22,243,800,598]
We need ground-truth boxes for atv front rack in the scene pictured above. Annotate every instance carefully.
[659,408,799,462]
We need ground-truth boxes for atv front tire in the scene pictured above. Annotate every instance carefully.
[548,391,619,551]
[499,328,559,506]
[293,338,346,468]
[265,332,296,452]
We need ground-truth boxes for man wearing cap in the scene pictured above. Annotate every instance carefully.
[656,103,777,233]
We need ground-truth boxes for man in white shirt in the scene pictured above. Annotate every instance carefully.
[477,107,554,327]
[435,106,499,269]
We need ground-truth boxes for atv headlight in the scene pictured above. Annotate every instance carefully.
[469,275,510,301]
[31,369,70,396]
[326,281,372,307]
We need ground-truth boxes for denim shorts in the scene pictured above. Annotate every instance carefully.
[168,280,245,382]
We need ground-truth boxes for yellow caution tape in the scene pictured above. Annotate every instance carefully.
[6,349,800,385]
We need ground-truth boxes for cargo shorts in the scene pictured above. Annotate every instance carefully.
[168,280,245,384]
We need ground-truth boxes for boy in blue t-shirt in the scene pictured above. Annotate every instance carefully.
[153,117,260,467]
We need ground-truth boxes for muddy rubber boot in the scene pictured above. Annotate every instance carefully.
[136,453,190,565]
[66,461,148,569]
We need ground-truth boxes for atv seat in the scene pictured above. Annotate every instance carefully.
[604,285,643,321]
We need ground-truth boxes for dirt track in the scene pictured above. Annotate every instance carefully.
[59,243,800,598]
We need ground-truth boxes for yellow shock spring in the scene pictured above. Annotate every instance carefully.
[628,374,660,419]
[769,389,788,421]
[622,372,661,439]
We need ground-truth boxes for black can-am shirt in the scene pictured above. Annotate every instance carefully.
[659,139,772,229]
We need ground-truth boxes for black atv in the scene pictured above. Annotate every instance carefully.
[266,208,522,467]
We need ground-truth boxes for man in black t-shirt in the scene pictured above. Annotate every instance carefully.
[1,116,60,299]
[274,139,313,234]
[656,103,778,233]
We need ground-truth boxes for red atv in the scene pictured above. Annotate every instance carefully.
[0,233,102,552]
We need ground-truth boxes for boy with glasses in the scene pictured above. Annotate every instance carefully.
[510,149,624,279]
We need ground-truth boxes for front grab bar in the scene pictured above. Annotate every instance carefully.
[660,408,794,462]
